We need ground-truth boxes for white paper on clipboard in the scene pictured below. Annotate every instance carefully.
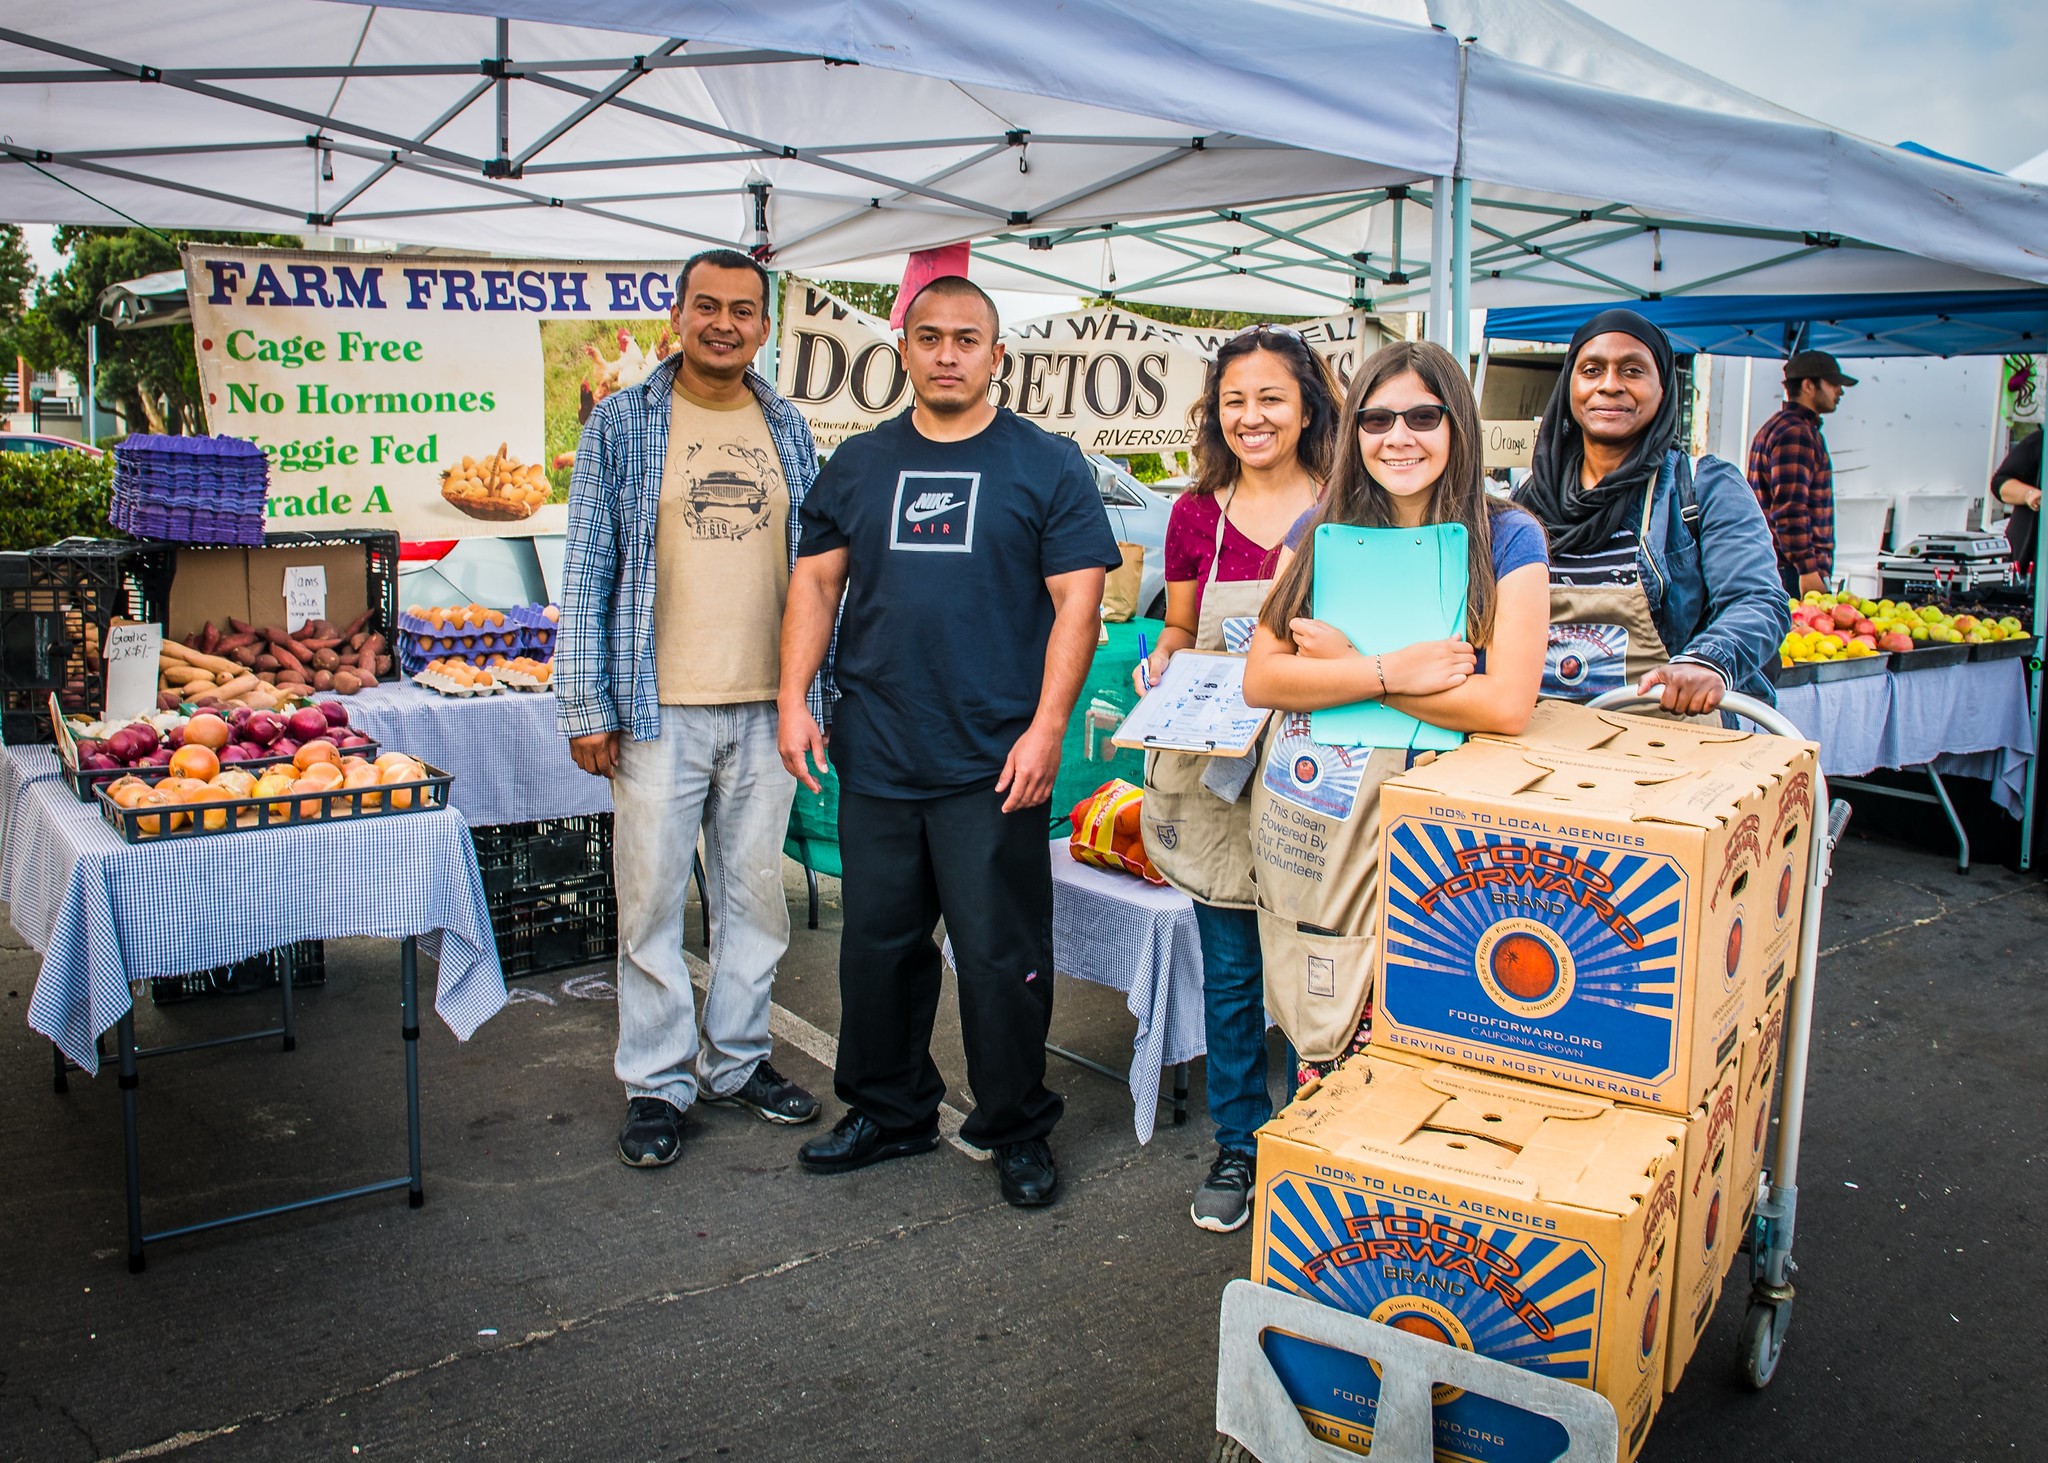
[1110,651,1269,757]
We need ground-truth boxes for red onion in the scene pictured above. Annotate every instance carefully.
[318,700,350,728]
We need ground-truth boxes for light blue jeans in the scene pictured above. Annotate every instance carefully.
[612,702,796,1111]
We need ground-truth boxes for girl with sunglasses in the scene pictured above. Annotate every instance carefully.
[1129,325,1342,1233]
[1241,340,1550,1088]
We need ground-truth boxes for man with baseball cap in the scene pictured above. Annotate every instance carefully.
[1747,350,1858,597]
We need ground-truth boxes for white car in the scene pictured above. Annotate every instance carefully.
[400,450,1179,622]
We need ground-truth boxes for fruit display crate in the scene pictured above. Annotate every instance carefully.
[0,539,175,744]
[1970,633,2037,662]
[492,882,617,982]
[472,814,612,905]
[149,940,327,1005]
[166,528,401,644]
[1890,643,1971,673]
[60,739,381,803]
[96,761,451,843]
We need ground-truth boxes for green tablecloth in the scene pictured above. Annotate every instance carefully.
[783,617,1161,870]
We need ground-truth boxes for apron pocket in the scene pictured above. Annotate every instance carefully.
[1256,910,1376,1064]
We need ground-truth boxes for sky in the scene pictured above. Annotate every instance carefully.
[19,1,2047,283]
[1574,0,2048,172]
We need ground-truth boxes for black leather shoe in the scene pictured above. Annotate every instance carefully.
[798,1109,939,1174]
[994,1138,1058,1207]
[617,1096,684,1168]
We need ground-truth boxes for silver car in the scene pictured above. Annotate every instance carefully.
[403,450,1178,623]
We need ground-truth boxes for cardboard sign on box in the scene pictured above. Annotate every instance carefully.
[1664,1054,1741,1392]
[1374,700,1818,1116]
[164,543,372,644]
[1253,1049,1684,1463]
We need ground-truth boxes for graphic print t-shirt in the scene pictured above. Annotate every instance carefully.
[798,408,1122,798]
[653,384,790,704]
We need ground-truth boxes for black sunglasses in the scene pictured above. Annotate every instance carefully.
[1357,404,1447,434]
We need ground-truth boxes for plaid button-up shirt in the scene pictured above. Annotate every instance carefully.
[1747,402,1834,579]
[556,355,832,742]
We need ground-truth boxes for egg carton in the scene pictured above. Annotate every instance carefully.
[489,664,552,693]
[412,667,506,697]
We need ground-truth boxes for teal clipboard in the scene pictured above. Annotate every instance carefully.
[1308,522,1469,750]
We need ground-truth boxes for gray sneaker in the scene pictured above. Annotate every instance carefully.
[1191,1148,1255,1232]
[703,1061,821,1125]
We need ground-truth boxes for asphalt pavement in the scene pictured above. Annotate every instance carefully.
[0,826,2040,1462]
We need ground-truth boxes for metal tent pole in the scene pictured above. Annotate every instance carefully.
[85,323,97,445]
[1428,177,1453,343]
[2025,355,2045,869]
[1451,174,1472,365]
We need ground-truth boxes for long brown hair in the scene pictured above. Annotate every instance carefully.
[1186,329,1342,496]
[1259,340,1513,647]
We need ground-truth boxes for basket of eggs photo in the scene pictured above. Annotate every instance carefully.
[440,444,550,521]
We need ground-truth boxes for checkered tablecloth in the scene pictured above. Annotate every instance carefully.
[4,746,508,1073]
[319,682,613,828]
[947,838,1206,1143]
[1773,657,2034,814]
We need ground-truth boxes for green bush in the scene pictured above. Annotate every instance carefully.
[0,449,115,551]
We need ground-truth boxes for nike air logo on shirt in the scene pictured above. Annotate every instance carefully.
[903,492,964,523]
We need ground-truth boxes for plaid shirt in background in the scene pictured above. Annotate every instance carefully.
[1746,402,1835,579]
[556,355,833,742]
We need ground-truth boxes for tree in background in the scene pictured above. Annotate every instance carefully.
[19,227,299,436]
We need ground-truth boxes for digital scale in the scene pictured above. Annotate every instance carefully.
[1877,530,2015,599]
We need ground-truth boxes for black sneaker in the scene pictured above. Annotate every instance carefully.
[704,1061,820,1125]
[618,1096,684,1168]
[994,1138,1059,1208]
[1191,1148,1255,1232]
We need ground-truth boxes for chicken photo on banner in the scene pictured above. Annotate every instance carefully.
[542,317,681,496]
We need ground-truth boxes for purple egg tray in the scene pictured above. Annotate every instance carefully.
[113,434,270,514]
[110,495,267,546]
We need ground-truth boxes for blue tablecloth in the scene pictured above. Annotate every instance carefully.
[1773,657,2035,815]
[320,682,612,828]
[4,746,508,1073]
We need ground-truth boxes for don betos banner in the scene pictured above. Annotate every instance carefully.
[777,281,1387,452]
[188,245,687,539]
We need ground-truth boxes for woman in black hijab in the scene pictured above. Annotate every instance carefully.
[1515,309,1787,711]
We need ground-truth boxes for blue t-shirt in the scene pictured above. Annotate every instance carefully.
[798,408,1122,798]
[1280,505,1548,670]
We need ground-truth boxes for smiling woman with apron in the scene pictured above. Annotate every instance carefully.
[1132,326,1338,1236]
[1242,340,1551,1094]
[1515,308,1789,715]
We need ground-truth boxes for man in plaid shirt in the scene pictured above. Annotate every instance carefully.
[558,248,830,1169]
[1747,350,1856,596]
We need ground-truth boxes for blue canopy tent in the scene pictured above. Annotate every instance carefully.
[1483,290,2048,360]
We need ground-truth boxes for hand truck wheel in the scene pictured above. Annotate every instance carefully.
[1741,1298,1790,1390]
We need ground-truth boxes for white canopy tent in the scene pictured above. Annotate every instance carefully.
[3,0,2045,354]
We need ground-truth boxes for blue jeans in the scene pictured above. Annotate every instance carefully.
[612,702,796,1110]
[1193,901,1272,1155]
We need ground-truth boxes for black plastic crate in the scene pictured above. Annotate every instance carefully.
[0,538,174,742]
[492,884,617,981]
[473,814,612,905]
[148,939,327,1004]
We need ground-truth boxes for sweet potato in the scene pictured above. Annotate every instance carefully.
[313,669,334,691]
[342,609,373,638]
[228,645,259,668]
[159,641,243,678]
[200,622,221,655]
[347,632,368,652]
[358,669,379,689]
[217,631,259,651]
[256,670,276,685]
[255,653,280,673]
[270,642,308,677]
[332,669,362,695]
[362,632,387,658]
[375,654,392,676]
[213,673,259,700]
[228,617,254,635]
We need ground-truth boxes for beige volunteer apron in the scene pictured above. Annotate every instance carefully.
[1541,486,1673,702]
[1139,489,1274,910]
[1249,713,1409,1062]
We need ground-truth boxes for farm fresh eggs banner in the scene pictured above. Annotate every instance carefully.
[187,246,680,539]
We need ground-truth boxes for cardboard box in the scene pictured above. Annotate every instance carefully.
[1663,1054,1741,1392]
[1375,700,1817,1116]
[1253,1049,1685,1462]
[165,542,375,643]
[1734,989,1789,1241]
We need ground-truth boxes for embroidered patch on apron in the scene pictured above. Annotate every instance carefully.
[1263,712,1369,818]
[1543,622,1630,700]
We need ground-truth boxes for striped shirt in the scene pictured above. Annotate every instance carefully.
[557,355,832,742]
[1547,525,1641,588]
[1747,403,1834,579]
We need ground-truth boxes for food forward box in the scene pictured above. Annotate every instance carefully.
[1663,1054,1741,1392]
[1253,1049,1685,1462]
[1375,700,1817,1115]
[1734,989,1789,1239]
